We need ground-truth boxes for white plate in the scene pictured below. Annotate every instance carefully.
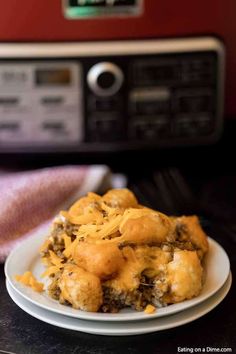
[5,229,230,322]
[6,273,232,336]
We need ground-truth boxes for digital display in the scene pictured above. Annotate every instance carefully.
[69,0,136,6]
[35,69,71,86]
[64,0,141,18]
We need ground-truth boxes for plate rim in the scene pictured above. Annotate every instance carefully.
[5,273,232,336]
[5,232,231,322]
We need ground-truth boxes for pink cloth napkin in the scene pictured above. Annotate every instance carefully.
[0,165,110,262]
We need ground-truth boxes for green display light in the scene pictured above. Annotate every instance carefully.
[63,0,142,19]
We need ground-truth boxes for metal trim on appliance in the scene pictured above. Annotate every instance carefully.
[0,38,224,57]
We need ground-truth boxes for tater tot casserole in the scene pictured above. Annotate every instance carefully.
[17,189,209,313]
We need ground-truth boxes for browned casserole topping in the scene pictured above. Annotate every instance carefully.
[18,189,209,313]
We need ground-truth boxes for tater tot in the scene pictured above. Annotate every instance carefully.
[58,264,103,312]
[72,243,125,280]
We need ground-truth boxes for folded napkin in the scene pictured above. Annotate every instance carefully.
[0,165,112,263]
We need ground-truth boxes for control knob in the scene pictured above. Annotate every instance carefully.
[87,62,124,97]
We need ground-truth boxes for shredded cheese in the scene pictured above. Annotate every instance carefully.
[88,215,122,239]
[144,304,156,314]
[63,237,80,258]
[41,265,61,278]
[63,233,72,249]
[39,239,51,253]
[49,250,64,267]
[15,271,44,292]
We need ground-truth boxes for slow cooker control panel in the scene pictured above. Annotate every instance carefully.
[0,38,224,152]
[85,49,223,145]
